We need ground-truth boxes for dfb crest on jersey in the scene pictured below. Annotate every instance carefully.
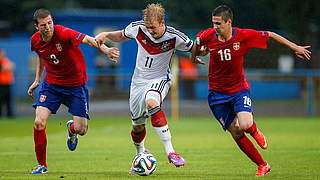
[233,42,240,51]
[161,42,170,52]
[142,39,147,44]
[56,43,62,52]
[39,95,47,102]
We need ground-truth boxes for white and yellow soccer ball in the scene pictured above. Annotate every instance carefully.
[130,152,157,176]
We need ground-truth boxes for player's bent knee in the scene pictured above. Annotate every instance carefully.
[34,118,46,130]
[237,118,253,130]
[78,131,86,136]
[34,122,46,130]
[145,91,161,109]
[146,92,163,116]
[77,129,87,136]
[74,124,87,135]
[237,112,253,130]
[239,123,251,131]
[77,127,87,136]
[146,100,158,109]
[133,124,145,133]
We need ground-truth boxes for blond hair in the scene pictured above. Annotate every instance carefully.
[143,3,165,23]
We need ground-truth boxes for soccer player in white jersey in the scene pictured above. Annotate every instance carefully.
[95,3,193,169]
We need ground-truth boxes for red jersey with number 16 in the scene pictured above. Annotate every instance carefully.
[197,27,269,94]
[31,25,86,87]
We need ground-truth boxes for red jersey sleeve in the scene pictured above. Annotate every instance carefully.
[243,29,269,49]
[196,28,213,46]
[57,25,86,47]
[30,33,39,52]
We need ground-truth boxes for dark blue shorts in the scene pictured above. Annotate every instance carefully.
[33,81,90,119]
[208,90,252,130]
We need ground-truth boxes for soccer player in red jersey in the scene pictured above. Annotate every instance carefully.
[28,8,119,174]
[191,5,311,177]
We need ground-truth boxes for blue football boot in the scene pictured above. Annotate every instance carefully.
[67,120,78,151]
[31,165,48,174]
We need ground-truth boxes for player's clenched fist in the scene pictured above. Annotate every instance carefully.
[105,47,120,63]
[27,80,40,99]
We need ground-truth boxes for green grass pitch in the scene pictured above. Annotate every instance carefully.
[0,116,319,179]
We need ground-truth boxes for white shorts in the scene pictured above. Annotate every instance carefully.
[130,77,171,125]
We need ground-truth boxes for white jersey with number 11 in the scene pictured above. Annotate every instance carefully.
[123,20,193,82]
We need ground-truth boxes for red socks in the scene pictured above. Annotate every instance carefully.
[236,135,265,166]
[69,122,76,134]
[245,122,257,136]
[131,128,146,143]
[151,110,167,127]
[34,128,47,167]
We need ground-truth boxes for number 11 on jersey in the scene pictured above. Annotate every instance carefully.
[145,56,153,68]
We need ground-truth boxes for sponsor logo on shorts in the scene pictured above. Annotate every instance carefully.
[39,95,47,102]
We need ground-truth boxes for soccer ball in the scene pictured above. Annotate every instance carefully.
[130,152,157,176]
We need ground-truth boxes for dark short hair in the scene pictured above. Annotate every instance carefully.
[212,5,233,22]
[33,8,51,25]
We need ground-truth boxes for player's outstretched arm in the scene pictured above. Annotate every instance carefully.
[27,57,44,99]
[190,41,206,65]
[82,35,100,48]
[82,35,120,63]
[95,31,128,46]
[268,32,312,60]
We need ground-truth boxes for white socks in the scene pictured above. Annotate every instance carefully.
[133,139,145,154]
[153,125,174,155]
